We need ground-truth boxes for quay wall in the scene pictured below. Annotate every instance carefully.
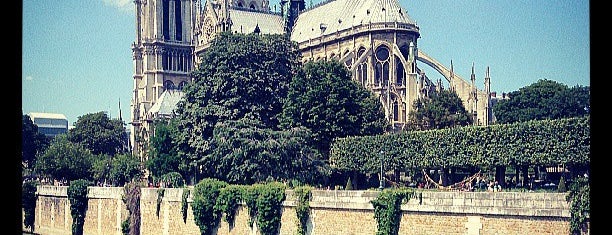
[25,186,573,235]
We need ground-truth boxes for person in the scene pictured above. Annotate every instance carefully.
[494,181,502,192]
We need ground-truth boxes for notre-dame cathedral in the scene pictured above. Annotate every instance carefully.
[130,0,494,160]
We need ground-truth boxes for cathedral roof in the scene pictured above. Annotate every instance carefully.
[229,8,285,34]
[149,90,184,119]
[291,0,417,43]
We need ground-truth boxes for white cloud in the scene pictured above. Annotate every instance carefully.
[25,76,34,81]
[102,0,134,13]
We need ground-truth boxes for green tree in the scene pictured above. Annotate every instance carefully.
[34,134,95,182]
[146,120,182,179]
[280,60,387,157]
[67,111,129,156]
[493,79,590,124]
[109,154,144,186]
[204,118,327,185]
[173,32,301,180]
[406,89,471,130]
[22,114,49,170]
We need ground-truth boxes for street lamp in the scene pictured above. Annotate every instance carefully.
[379,150,385,190]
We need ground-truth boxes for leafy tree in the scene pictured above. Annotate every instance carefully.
[493,79,590,124]
[67,111,129,156]
[34,134,95,182]
[406,89,471,130]
[173,32,301,180]
[203,118,327,185]
[109,154,144,186]
[22,114,49,170]
[91,154,112,185]
[280,60,388,157]
[146,120,182,179]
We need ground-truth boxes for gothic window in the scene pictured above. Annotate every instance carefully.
[178,81,188,90]
[177,54,183,71]
[249,1,257,10]
[237,1,244,8]
[393,101,399,121]
[375,46,390,87]
[162,0,170,40]
[395,56,405,86]
[175,0,182,41]
[357,47,367,85]
[164,80,175,90]
[162,53,168,70]
[402,102,407,122]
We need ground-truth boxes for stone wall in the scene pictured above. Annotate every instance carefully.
[26,186,574,235]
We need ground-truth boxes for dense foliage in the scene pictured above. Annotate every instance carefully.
[204,118,326,185]
[293,186,313,235]
[22,114,49,170]
[109,154,143,186]
[159,171,185,188]
[67,179,90,235]
[493,79,590,124]
[406,89,471,130]
[146,120,183,179]
[191,178,228,235]
[253,182,287,235]
[35,134,96,182]
[330,116,589,172]
[67,111,129,156]
[173,32,301,182]
[280,60,387,156]
[567,177,590,235]
[371,188,414,235]
[22,180,38,233]
[215,185,246,228]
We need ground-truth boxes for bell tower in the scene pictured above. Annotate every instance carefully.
[131,0,197,161]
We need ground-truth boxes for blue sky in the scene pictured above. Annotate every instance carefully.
[22,0,590,126]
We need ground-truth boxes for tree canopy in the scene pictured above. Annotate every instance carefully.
[493,79,590,124]
[67,111,129,156]
[280,60,388,156]
[22,114,49,170]
[406,89,471,130]
[146,120,183,180]
[204,118,326,184]
[173,32,304,184]
[34,134,95,182]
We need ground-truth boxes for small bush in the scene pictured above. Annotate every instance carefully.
[159,171,185,188]
[68,179,90,235]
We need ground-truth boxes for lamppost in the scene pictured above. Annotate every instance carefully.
[379,150,385,190]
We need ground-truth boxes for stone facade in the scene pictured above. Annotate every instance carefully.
[27,186,580,235]
[129,0,494,161]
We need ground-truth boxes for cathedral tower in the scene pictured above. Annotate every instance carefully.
[131,0,197,161]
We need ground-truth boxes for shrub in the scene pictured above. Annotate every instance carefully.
[22,180,38,233]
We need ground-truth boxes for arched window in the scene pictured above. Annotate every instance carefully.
[178,81,188,90]
[164,80,175,90]
[356,47,367,85]
[393,101,399,121]
[395,56,405,86]
[402,102,407,122]
[375,46,390,87]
